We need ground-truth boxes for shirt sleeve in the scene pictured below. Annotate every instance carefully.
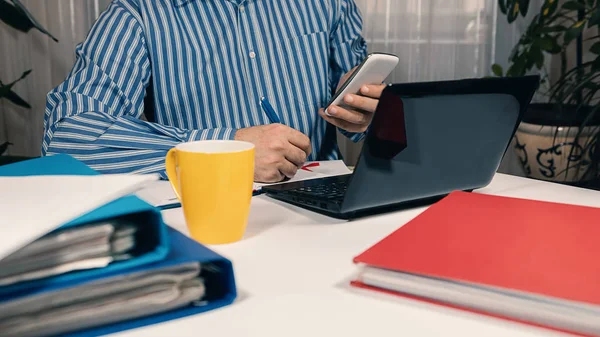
[329,0,369,143]
[41,1,235,179]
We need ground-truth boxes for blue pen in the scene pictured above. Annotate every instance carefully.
[158,202,182,211]
[260,96,281,123]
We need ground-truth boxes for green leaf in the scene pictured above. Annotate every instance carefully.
[499,0,508,14]
[4,89,30,108]
[0,0,58,42]
[532,47,545,69]
[11,69,31,84]
[0,69,31,98]
[562,1,587,10]
[509,44,521,61]
[520,0,530,16]
[507,55,527,76]
[537,36,555,50]
[564,21,586,45]
[507,0,520,23]
[525,54,536,70]
[542,0,560,18]
[491,64,504,76]
[591,56,600,71]
[0,142,12,156]
[589,8,600,27]
[0,1,28,32]
[591,42,600,54]
[0,69,32,108]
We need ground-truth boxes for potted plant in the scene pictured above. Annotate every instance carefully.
[0,0,58,163]
[492,0,600,187]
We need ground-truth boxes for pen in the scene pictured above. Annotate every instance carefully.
[158,202,182,211]
[260,96,281,123]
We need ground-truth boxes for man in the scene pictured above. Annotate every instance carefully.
[42,0,385,182]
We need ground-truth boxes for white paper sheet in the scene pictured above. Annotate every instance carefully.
[135,181,179,208]
[252,160,352,191]
[0,174,158,262]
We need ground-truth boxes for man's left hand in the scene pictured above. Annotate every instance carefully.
[319,69,387,133]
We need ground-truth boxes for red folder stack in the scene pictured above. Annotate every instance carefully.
[352,191,600,337]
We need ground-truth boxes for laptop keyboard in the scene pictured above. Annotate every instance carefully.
[285,178,349,202]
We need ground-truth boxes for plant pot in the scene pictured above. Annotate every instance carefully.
[513,103,600,183]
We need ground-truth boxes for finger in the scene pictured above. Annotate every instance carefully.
[325,105,371,125]
[336,66,358,91]
[359,84,387,99]
[343,93,379,113]
[284,143,308,167]
[278,159,299,179]
[319,109,368,133]
[286,129,312,156]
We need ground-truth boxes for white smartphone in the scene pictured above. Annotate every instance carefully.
[325,52,399,116]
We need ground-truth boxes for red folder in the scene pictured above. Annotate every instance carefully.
[352,191,600,336]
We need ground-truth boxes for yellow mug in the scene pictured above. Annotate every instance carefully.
[165,140,255,245]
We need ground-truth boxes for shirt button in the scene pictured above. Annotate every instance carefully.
[240,5,245,12]
[249,51,256,59]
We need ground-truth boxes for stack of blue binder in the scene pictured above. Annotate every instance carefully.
[0,155,237,337]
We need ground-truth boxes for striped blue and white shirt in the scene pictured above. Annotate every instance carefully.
[42,0,368,178]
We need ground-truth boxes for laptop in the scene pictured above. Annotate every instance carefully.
[262,75,540,219]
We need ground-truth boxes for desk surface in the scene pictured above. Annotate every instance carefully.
[120,173,600,337]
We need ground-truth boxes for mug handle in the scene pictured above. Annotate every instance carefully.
[165,148,182,201]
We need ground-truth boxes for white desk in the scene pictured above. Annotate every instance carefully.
[120,173,600,337]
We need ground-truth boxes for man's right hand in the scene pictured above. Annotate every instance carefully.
[234,124,312,183]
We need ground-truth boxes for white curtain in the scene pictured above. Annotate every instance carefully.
[0,0,110,156]
[355,0,498,83]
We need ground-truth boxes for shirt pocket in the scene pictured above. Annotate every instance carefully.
[279,31,331,111]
